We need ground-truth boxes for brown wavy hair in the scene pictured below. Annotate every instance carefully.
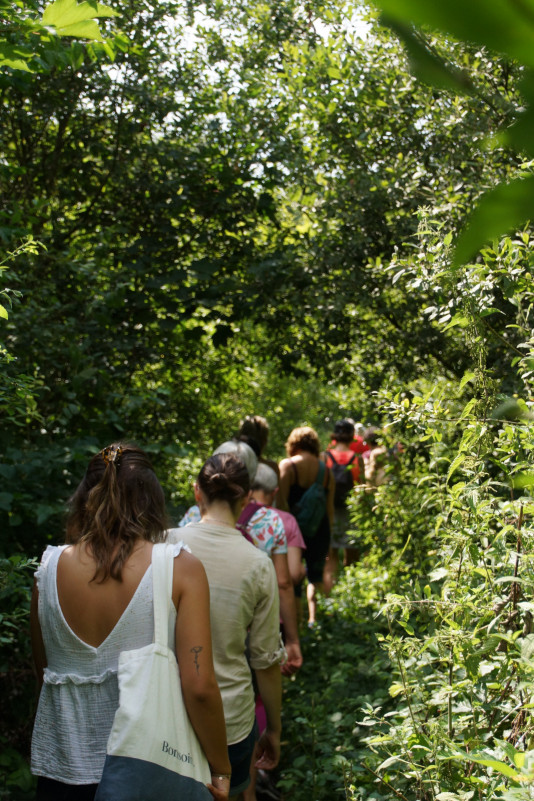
[197,453,250,512]
[285,426,320,457]
[238,415,269,453]
[66,443,167,582]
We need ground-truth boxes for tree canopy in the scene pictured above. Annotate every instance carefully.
[2,0,534,798]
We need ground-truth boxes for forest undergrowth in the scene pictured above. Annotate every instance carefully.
[279,564,394,801]
[281,378,534,801]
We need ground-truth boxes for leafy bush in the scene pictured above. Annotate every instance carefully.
[0,556,38,800]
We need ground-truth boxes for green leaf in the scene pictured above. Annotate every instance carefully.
[43,0,118,27]
[468,758,520,779]
[429,567,449,582]
[512,472,534,489]
[55,20,103,39]
[453,175,534,266]
[0,44,35,71]
[0,492,13,510]
[503,106,534,159]
[443,313,470,330]
[447,452,466,480]
[382,18,474,94]
[0,304,8,319]
[459,398,477,421]
[373,0,534,69]
[459,371,476,391]
[327,66,342,79]
[377,755,404,770]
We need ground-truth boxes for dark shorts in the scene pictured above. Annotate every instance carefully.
[228,722,258,796]
[36,777,98,801]
[303,519,330,583]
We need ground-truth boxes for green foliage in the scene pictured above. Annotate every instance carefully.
[3,0,534,796]
[280,577,392,801]
[372,0,534,264]
[347,450,435,588]
[0,556,38,799]
[0,0,120,71]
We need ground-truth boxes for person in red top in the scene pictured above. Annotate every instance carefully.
[322,419,365,593]
[327,420,370,456]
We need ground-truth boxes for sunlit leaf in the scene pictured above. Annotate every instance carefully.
[55,20,103,39]
[373,0,534,68]
[43,0,117,27]
[469,758,520,779]
[453,176,534,266]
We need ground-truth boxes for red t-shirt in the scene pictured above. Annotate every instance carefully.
[350,436,370,455]
[324,449,362,483]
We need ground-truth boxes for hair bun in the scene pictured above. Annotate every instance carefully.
[198,453,250,507]
[210,472,230,488]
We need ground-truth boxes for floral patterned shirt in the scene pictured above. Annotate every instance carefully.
[246,505,288,556]
[178,503,287,556]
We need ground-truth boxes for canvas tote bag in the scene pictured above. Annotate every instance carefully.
[95,543,212,801]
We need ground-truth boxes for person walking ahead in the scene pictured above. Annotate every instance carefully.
[31,443,230,801]
[278,426,334,628]
[323,419,365,592]
[168,453,284,800]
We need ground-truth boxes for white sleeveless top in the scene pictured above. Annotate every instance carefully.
[31,542,186,785]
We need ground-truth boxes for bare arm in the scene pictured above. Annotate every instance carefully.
[174,552,231,790]
[287,546,305,588]
[254,663,282,770]
[30,580,46,692]
[271,552,302,675]
[277,459,293,512]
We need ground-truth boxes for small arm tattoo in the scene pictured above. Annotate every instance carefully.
[190,645,203,675]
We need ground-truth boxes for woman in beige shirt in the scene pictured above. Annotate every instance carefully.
[168,453,284,800]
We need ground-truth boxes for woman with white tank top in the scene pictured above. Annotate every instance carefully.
[30,443,231,801]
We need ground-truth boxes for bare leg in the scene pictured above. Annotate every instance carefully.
[323,547,339,595]
[307,580,323,625]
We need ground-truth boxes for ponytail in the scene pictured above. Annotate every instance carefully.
[66,443,167,582]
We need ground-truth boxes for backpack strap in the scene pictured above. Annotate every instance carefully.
[290,459,299,484]
[325,450,337,467]
[316,459,326,487]
[347,452,357,466]
[236,501,262,542]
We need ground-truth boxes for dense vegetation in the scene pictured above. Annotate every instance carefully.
[2,0,534,799]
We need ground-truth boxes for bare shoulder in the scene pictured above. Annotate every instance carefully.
[172,549,208,609]
[173,548,208,584]
[279,458,293,474]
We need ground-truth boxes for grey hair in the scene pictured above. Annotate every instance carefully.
[251,463,278,493]
[213,440,258,482]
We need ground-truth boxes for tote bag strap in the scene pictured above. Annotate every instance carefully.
[151,543,175,650]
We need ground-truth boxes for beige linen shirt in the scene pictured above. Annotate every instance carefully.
[167,521,283,744]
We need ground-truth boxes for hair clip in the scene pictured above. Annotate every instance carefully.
[100,444,123,466]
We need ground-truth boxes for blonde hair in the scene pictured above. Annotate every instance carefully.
[285,426,320,457]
